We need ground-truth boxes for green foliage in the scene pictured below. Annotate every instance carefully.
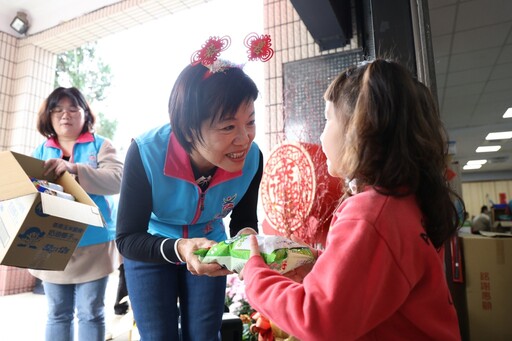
[96,112,118,140]
[54,42,112,101]
[54,42,118,140]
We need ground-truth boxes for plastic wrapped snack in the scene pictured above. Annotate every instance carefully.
[31,177,75,201]
[195,234,315,274]
[30,177,64,192]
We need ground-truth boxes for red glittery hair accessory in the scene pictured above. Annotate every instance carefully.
[191,33,273,77]
[191,35,232,67]
[244,32,274,62]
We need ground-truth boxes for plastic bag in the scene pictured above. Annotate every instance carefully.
[195,234,315,274]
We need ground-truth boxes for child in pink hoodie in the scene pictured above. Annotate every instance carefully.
[242,59,462,341]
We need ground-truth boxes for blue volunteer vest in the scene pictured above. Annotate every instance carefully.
[136,124,259,242]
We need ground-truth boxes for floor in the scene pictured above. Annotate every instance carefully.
[0,270,135,341]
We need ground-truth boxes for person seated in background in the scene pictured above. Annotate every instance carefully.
[472,205,491,234]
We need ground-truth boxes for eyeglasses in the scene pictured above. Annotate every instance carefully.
[50,106,82,118]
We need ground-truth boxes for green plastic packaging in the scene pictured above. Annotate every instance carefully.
[195,234,315,274]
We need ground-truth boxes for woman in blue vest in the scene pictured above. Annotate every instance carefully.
[30,87,123,341]
[116,58,263,340]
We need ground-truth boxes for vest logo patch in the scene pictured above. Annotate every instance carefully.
[216,194,237,219]
[88,154,98,168]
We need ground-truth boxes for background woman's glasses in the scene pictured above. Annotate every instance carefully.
[50,106,82,118]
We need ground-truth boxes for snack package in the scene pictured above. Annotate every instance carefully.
[195,234,315,274]
[30,177,64,192]
[31,177,75,201]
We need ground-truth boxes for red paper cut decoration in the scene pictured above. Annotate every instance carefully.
[260,142,343,247]
[191,35,231,67]
[244,32,274,62]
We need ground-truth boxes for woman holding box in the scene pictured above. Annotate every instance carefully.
[30,87,124,341]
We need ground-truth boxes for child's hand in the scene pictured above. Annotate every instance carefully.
[239,234,261,280]
[284,234,318,283]
[282,263,314,283]
[248,234,261,257]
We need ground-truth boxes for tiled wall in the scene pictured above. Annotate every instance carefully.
[9,45,56,154]
[0,32,17,151]
[262,0,360,154]
[0,32,55,154]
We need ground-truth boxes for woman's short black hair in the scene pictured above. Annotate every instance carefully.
[168,63,259,154]
[36,87,96,138]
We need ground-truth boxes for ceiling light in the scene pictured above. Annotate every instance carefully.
[486,131,512,140]
[504,108,512,118]
[10,12,29,35]
[463,164,482,170]
[467,160,487,165]
[476,146,501,153]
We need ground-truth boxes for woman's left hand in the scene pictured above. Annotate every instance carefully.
[43,158,78,177]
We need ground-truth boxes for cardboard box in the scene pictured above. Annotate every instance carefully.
[461,234,512,341]
[0,151,104,270]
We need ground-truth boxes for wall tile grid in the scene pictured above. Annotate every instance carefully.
[0,32,17,150]
[262,0,360,154]
[1,34,54,154]
[7,44,55,154]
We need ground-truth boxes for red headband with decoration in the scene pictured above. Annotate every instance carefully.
[191,33,274,76]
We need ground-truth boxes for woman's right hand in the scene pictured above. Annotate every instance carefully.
[177,238,232,277]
